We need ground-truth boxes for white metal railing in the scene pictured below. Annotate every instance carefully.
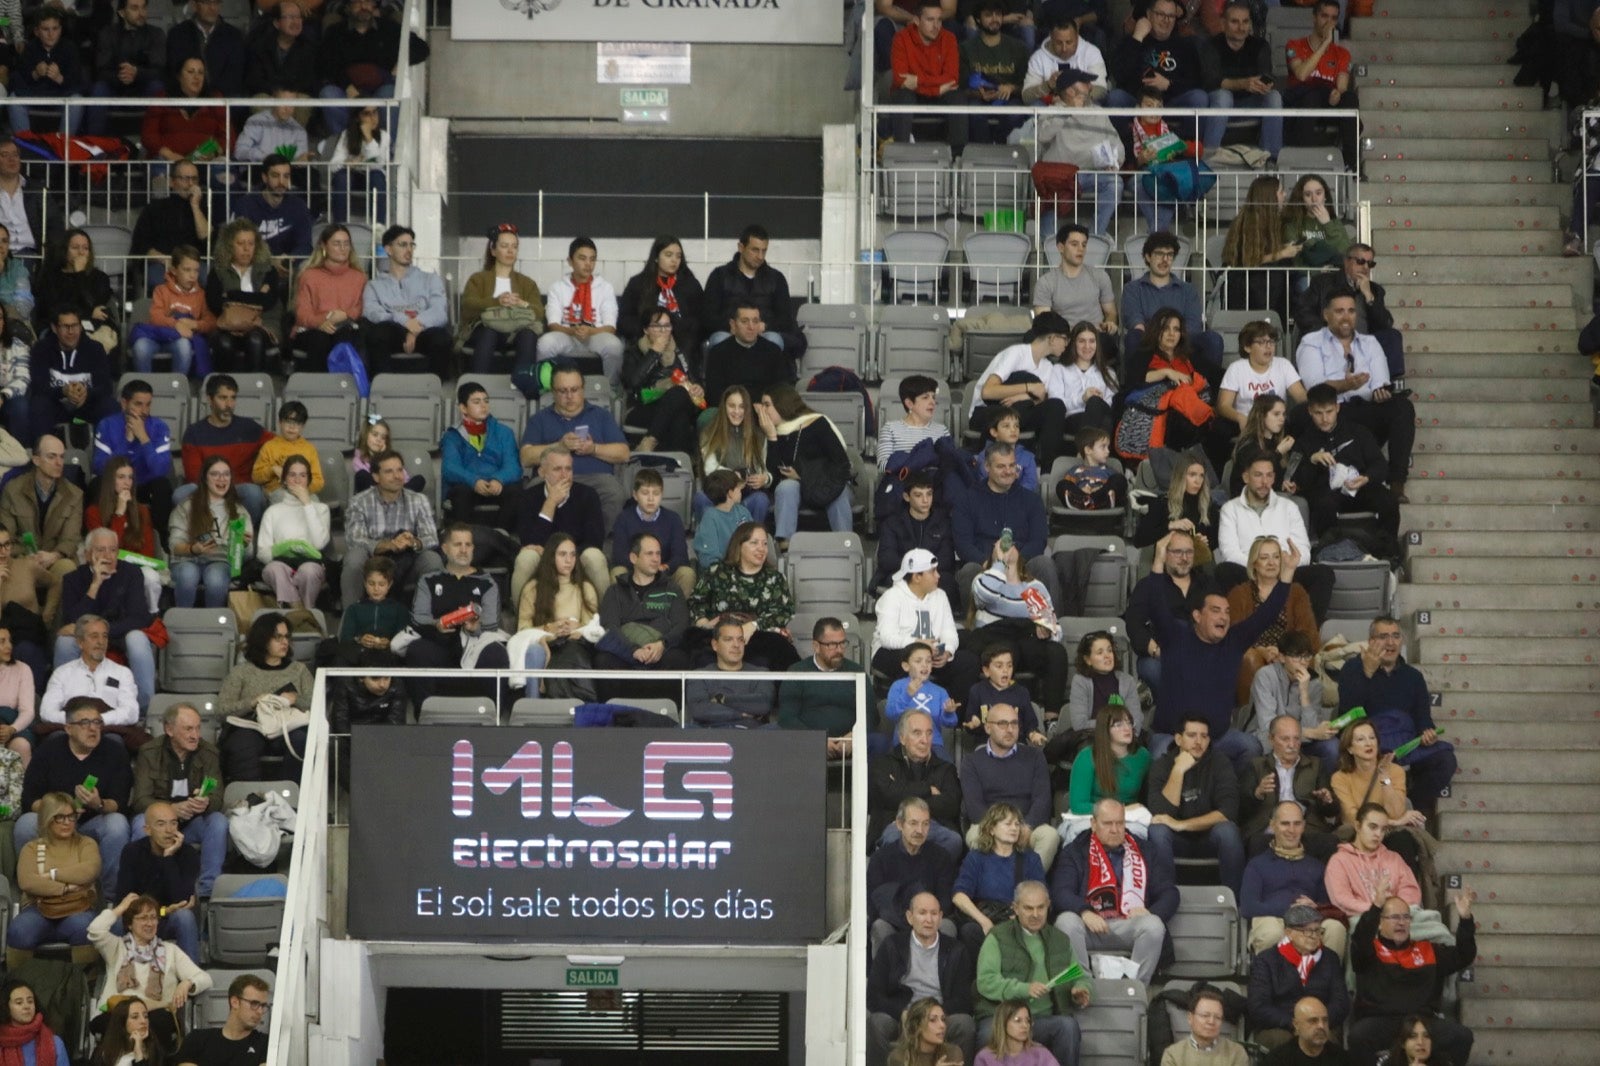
[271,663,866,1064]
[1577,108,1596,255]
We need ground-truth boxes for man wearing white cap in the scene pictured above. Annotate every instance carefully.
[871,547,979,708]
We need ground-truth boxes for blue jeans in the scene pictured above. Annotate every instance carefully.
[773,479,852,540]
[8,87,80,136]
[7,905,95,949]
[1147,818,1246,896]
[1304,736,1340,768]
[52,633,154,714]
[131,329,209,377]
[691,489,771,528]
[1150,727,1263,776]
[171,558,232,607]
[318,81,396,135]
[331,165,388,224]
[1204,88,1284,155]
[15,811,130,899]
[132,809,227,901]
[1040,169,1121,238]
[1137,655,1161,697]
[975,1013,1079,1066]
[171,481,267,529]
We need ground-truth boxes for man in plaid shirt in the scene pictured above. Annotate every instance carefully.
[341,448,443,608]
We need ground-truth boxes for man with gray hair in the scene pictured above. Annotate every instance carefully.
[867,796,958,952]
[975,879,1092,1063]
[510,442,611,607]
[131,700,226,900]
[40,615,141,739]
[868,708,963,858]
[54,526,155,713]
[1247,901,1350,1050]
[867,889,974,1066]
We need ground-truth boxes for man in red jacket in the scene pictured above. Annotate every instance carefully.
[889,1,967,152]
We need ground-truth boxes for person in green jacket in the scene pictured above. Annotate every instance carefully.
[974,880,1092,1063]
[777,617,861,759]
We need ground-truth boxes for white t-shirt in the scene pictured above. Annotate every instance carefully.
[970,343,1050,415]
[1219,357,1301,418]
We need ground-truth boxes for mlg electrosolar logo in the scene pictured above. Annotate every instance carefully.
[348,728,825,943]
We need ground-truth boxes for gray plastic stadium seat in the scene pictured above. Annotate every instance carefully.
[955,143,1029,219]
[801,391,869,459]
[1168,885,1242,979]
[120,371,193,447]
[191,969,274,1030]
[1323,560,1393,619]
[283,373,365,444]
[82,224,133,295]
[882,229,949,305]
[797,303,870,380]
[1050,535,1134,617]
[508,698,579,726]
[1079,978,1149,1066]
[782,532,866,617]
[223,781,299,871]
[605,696,680,724]
[876,305,951,380]
[1054,618,1133,673]
[159,609,238,693]
[878,142,953,220]
[390,439,441,514]
[370,373,447,445]
[959,323,1025,384]
[206,874,287,965]
[962,232,1032,304]
[419,696,499,727]
[310,439,352,526]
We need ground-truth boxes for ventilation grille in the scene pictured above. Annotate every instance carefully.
[497,990,785,1051]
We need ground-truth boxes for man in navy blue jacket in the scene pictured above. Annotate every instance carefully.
[1147,543,1300,772]
[952,442,1058,601]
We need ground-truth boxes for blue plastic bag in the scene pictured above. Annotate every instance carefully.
[327,341,369,397]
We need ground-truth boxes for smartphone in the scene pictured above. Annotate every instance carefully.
[574,425,592,443]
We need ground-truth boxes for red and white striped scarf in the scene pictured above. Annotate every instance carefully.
[1277,936,1322,984]
[1086,833,1146,918]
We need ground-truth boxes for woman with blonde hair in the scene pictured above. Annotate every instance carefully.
[975,1000,1054,1066]
[7,791,100,971]
[1133,452,1216,565]
[889,997,965,1066]
[950,803,1046,955]
[291,224,365,371]
[696,385,771,525]
[1225,535,1319,704]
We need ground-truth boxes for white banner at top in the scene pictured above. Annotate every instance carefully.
[452,0,843,44]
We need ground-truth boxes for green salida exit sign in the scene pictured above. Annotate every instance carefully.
[566,967,619,988]
[620,88,668,109]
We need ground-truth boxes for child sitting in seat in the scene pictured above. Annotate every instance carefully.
[131,246,216,377]
[253,401,325,497]
[1056,426,1127,510]
[693,469,753,570]
[884,642,960,753]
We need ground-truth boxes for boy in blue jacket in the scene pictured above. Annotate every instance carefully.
[440,381,523,527]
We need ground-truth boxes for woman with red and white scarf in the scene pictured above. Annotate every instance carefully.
[0,978,67,1066]
[618,235,706,359]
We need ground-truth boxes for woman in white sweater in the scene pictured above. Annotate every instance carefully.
[255,455,331,608]
[89,893,211,1051]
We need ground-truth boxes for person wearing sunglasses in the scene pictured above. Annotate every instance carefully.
[1293,242,1405,386]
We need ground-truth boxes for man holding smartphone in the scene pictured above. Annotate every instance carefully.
[1201,1,1282,159]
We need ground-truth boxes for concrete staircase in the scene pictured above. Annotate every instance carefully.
[1353,3,1600,1062]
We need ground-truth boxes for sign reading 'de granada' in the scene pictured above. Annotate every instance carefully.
[452,0,841,45]
[348,728,826,943]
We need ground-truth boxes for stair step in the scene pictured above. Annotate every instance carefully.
[1367,180,1567,207]
[1460,997,1600,1028]
[1475,934,1600,967]
[1400,586,1600,612]
[1350,18,1530,41]
[1434,721,1600,752]
[1438,811,1600,841]
[1394,307,1576,331]
[1409,353,1590,378]
[1401,480,1600,505]
[1405,376,1588,401]
[1361,109,1563,144]
[1365,136,1552,161]
[1370,205,1560,235]
[1438,697,1600,724]
[1427,662,1600,692]
[1413,427,1600,454]
[1360,65,1536,90]
[1464,1029,1600,1064]
[1409,608,1600,636]
[1453,749,1600,781]
[1442,783,1600,813]
[1408,532,1600,559]
[1377,255,1591,305]
[1408,557,1600,584]
[1362,86,1546,112]
[1350,41,1515,66]
[1416,401,1592,429]
[1368,0,1525,14]
[1408,455,1598,480]
[1441,840,1600,873]
[1367,159,1552,185]
[1462,966,1600,998]
[1402,503,1599,534]
[1371,229,1566,256]
[1417,637,1600,667]
[1386,284,1575,309]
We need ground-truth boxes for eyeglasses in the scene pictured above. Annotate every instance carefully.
[1291,926,1325,937]
[238,997,272,1010]
[1165,548,1194,557]
[990,719,1020,729]
[1381,912,1412,923]
[69,718,104,728]
[49,814,76,824]
[1147,249,1177,259]
[1149,6,1180,19]
[1348,257,1376,267]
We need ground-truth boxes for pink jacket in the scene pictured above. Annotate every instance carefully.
[1323,841,1421,918]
